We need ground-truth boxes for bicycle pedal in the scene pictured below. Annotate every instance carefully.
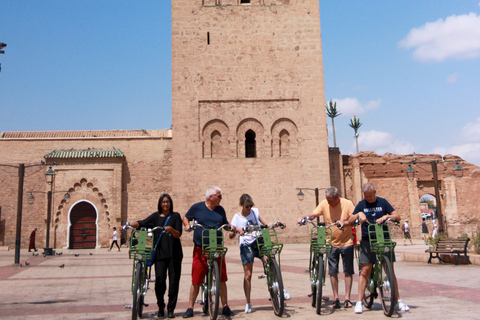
[144,303,149,307]
[304,269,309,273]
[308,293,313,297]
[258,274,266,279]
[124,305,132,309]
[322,297,329,301]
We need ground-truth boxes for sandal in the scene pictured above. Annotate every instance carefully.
[333,299,341,309]
[344,300,353,308]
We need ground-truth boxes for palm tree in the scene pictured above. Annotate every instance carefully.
[349,115,362,154]
[325,100,341,147]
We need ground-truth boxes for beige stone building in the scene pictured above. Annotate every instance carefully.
[1,0,479,250]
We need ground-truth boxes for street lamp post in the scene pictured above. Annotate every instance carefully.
[403,159,464,236]
[296,187,325,224]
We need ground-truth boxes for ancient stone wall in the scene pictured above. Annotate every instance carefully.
[343,152,480,239]
[171,0,330,243]
[0,131,172,249]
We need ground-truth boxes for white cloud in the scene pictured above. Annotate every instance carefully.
[446,72,458,83]
[399,13,480,62]
[459,116,480,142]
[357,130,415,155]
[333,97,381,116]
[431,118,480,166]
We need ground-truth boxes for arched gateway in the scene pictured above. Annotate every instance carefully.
[69,201,97,249]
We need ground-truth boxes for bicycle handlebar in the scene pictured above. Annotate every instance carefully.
[299,217,344,231]
[122,221,165,232]
[189,221,232,232]
[242,221,285,233]
[353,217,399,227]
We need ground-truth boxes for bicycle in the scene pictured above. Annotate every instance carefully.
[299,218,342,315]
[123,222,164,320]
[189,222,230,320]
[242,222,285,316]
[354,218,398,317]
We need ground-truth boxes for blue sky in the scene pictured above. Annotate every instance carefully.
[1,1,480,166]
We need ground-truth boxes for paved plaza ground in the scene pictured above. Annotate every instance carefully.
[1,238,479,320]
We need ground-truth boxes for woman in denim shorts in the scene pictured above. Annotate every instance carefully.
[229,194,287,314]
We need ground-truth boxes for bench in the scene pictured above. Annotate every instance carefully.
[426,238,471,265]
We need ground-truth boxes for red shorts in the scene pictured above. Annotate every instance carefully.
[191,245,228,286]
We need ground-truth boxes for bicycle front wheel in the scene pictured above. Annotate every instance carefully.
[310,254,317,308]
[268,257,285,316]
[363,266,375,309]
[208,260,221,320]
[132,262,142,320]
[202,281,209,314]
[378,256,396,317]
[315,255,324,315]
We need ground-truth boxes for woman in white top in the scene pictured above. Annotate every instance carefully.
[229,194,287,314]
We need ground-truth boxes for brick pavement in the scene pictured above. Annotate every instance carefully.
[1,239,480,319]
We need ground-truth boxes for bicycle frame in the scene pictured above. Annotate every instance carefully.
[191,222,229,320]
[243,222,285,316]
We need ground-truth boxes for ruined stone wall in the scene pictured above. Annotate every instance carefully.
[343,152,480,240]
[172,0,329,243]
[0,132,172,249]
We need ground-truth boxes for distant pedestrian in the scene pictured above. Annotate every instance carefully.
[108,227,120,251]
[402,220,413,245]
[431,220,438,238]
[420,218,429,245]
[28,228,38,252]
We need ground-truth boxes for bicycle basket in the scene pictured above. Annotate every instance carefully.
[257,228,283,256]
[310,225,333,254]
[128,229,154,260]
[202,228,228,259]
[367,224,396,258]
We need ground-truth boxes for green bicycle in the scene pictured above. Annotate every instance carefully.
[190,221,230,320]
[300,218,342,315]
[242,222,285,316]
[123,222,164,320]
[354,218,398,317]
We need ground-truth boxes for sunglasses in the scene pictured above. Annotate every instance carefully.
[243,205,252,209]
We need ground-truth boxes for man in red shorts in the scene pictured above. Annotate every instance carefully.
[182,186,235,318]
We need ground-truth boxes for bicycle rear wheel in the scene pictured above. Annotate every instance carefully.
[132,263,142,320]
[208,260,220,320]
[268,257,285,316]
[378,256,396,317]
[315,255,324,315]
[363,267,375,308]
[310,254,317,308]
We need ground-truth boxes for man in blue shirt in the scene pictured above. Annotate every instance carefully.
[182,186,235,318]
[350,183,409,314]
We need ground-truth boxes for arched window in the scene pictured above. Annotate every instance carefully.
[279,129,290,156]
[211,130,221,158]
[245,130,256,158]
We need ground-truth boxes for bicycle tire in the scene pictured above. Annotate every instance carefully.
[132,263,142,320]
[268,257,285,316]
[363,267,375,308]
[202,282,209,314]
[379,255,396,317]
[310,254,317,308]
[208,260,220,320]
[315,255,324,315]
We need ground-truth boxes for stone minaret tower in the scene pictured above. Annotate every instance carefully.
[171,0,329,239]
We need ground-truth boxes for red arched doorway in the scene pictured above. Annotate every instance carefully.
[69,201,97,249]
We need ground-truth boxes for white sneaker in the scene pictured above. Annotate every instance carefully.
[245,303,252,313]
[283,289,291,300]
[354,301,363,314]
[396,300,410,312]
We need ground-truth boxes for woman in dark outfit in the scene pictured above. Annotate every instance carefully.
[130,194,183,318]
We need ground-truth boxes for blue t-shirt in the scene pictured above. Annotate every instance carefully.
[353,196,395,239]
[185,201,229,246]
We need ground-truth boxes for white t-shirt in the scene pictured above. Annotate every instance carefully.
[231,208,261,246]
[113,230,118,241]
[404,222,410,232]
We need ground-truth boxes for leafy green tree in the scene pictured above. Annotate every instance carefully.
[349,115,362,154]
[420,196,435,209]
[325,100,341,148]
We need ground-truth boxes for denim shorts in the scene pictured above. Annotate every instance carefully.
[327,245,354,275]
[240,243,261,265]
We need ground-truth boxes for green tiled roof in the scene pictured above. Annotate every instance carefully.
[45,148,125,159]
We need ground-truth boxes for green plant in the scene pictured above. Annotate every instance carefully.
[472,229,480,254]
[427,232,446,248]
